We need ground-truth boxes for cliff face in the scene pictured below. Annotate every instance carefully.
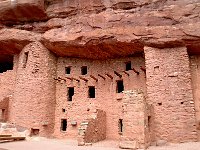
[0,0,199,59]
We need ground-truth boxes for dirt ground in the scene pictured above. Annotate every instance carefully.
[0,138,200,150]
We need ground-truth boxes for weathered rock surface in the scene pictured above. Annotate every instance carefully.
[41,22,200,59]
[0,29,41,55]
[0,0,46,25]
[0,0,199,58]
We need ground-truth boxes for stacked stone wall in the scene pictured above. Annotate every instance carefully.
[119,90,150,149]
[145,46,197,143]
[190,55,200,141]
[78,109,106,145]
[54,56,146,139]
[10,42,57,137]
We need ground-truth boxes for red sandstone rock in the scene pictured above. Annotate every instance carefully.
[46,0,106,18]
[41,24,200,58]
[0,29,41,55]
[0,0,46,25]
[0,0,200,149]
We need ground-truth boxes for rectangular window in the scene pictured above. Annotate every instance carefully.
[61,119,67,131]
[148,116,151,128]
[65,67,71,74]
[23,52,29,68]
[119,119,123,134]
[67,87,74,101]
[81,66,87,75]
[31,129,40,136]
[88,86,95,98]
[0,109,5,121]
[116,80,124,93]
[125,61,131,71]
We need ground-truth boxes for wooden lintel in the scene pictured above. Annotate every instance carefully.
[105,73,113,79]
[66,77,73,80]
[79,76,88,82]
[72,78,80,82]
[57,77,66,81]
[132,68,140,75]
[98,74,106,80]
[123,71,130,76]
[140,66,146,73]
[114,71,122,78]
[90,75,98,82]
[0,136,25,141]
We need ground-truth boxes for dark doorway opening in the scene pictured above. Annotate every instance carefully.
[65,67,71,74]
[116,80,124,93]
[125,61,132,71]
[81,66,87,75]
[0,55,13,73]
[67,87,74,101]
[61,119,67,131]
[88,86,95,98]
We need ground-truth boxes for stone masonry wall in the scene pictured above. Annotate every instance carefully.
[0,71,15,101]
[0,55,18,122]
[54,56,146,139]
[119,90,150,149]
[190,55,200,141]
[0,97,9,121]
[10,42,57,137]
[145,46,197,143]
[78,109,106,145]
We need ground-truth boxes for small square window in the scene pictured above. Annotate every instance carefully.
[31,129,39,136]
[81,66,87,75]
[125,61,131,71]
[65,67,71,74]
[88,86,95,98]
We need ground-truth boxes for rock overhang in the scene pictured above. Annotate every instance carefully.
[0,29,41,58]
[0,0,199,59]
[40,23,200,59]
[0,23,200,60]
[0,0,46,25]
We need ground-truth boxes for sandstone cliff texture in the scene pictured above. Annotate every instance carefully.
[0,0,200,146]
[0,0,199,59]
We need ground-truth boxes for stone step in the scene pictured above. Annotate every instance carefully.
[0,135,12,137]
[0,136,25,141]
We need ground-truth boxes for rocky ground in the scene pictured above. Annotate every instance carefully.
[0,138,200,150]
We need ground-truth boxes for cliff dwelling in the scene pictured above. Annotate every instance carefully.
[0,0,200,149]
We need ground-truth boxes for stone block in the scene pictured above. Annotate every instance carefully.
[71,121,77,126]
[156,140,168,146]
[119,140,138,149]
